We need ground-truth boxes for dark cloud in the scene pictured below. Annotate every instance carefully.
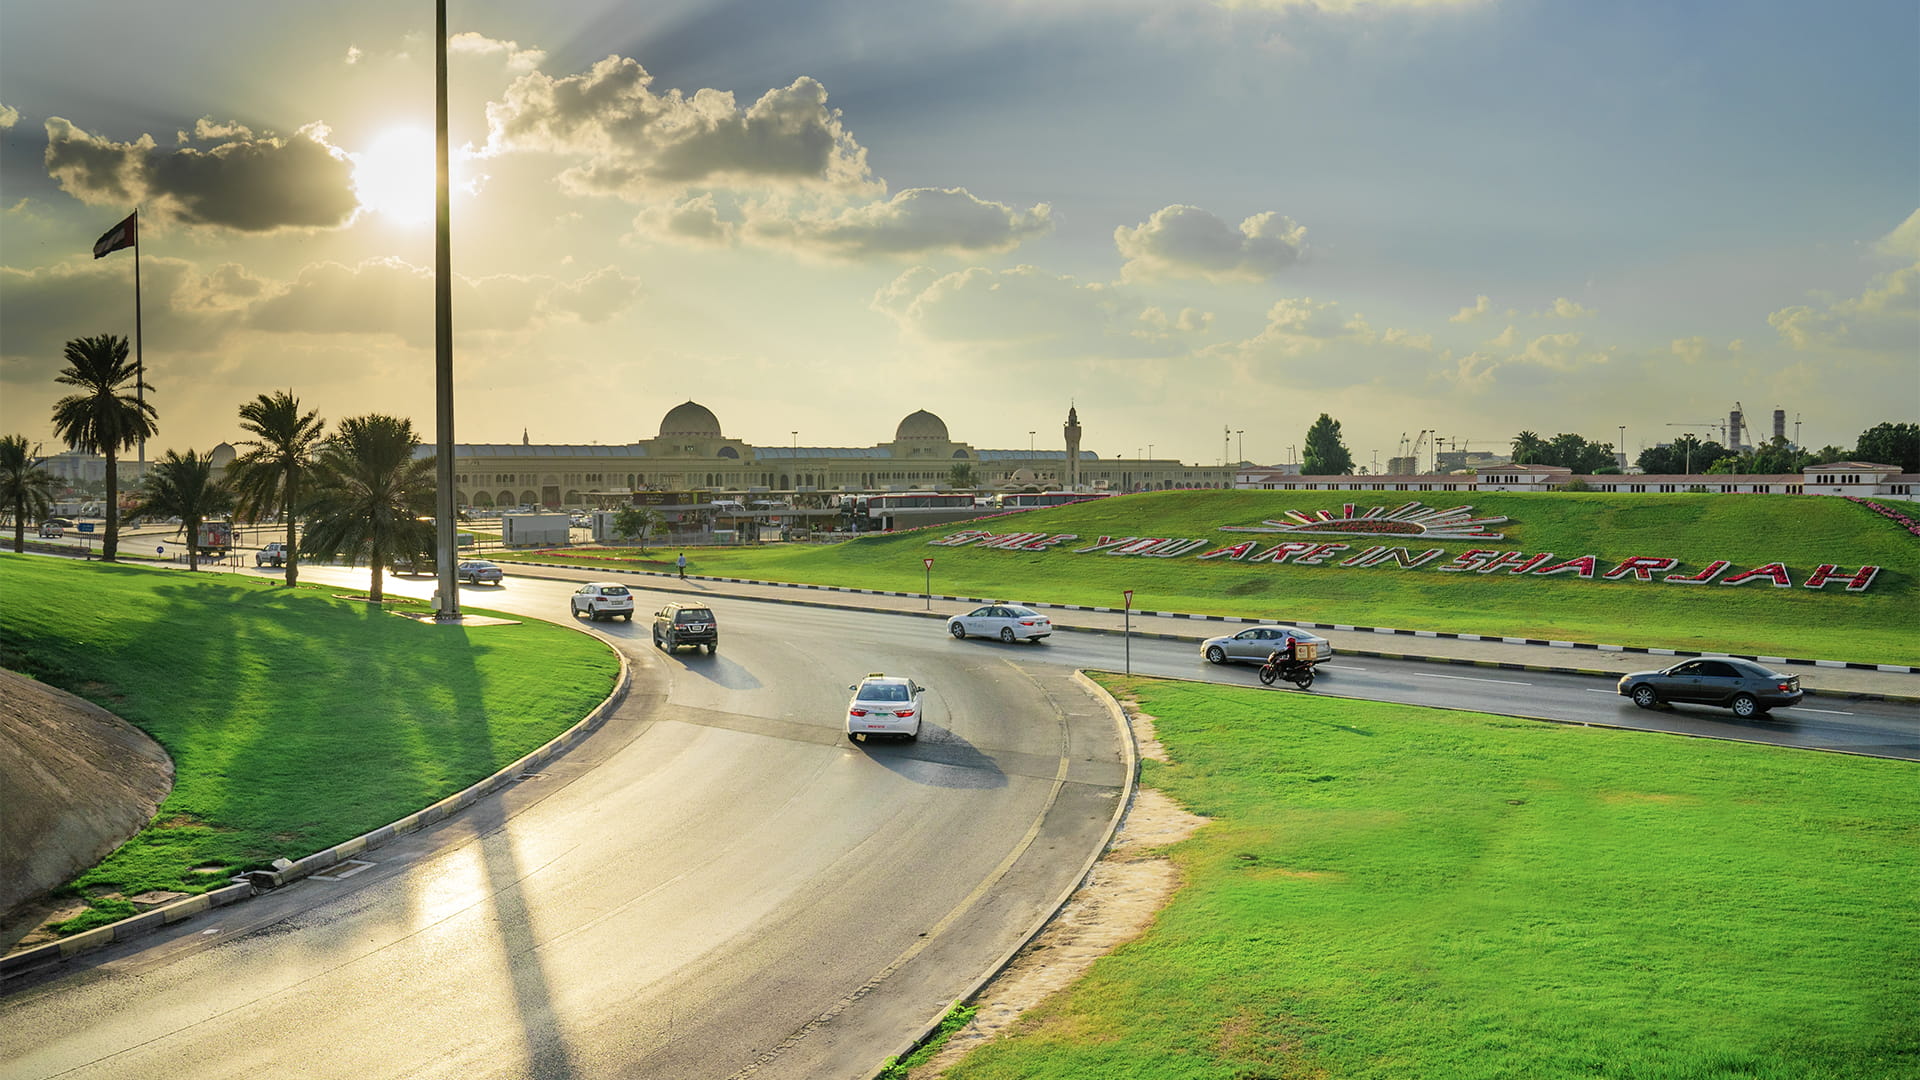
[1115,205,1307,282]
[44,117,357,231]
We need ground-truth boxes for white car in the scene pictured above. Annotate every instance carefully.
[846,674,926,741]
[947,604,1052,643]
[571,582,635,622]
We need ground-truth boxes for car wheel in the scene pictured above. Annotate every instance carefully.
[1205,645,1226,664]
[949,622,965,639]
[1000,627,1015,643]
[1630,684,1658,709]
[622,613,633,621]
[1730,693,1759,718]
[904,725,920,742]
[705,642,716,654]
[667,633,678,651]
[652,629,662,649]
[846,731,861,743]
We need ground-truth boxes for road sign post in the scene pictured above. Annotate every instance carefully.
[923,557,934,610]
[1123,589,1134,676]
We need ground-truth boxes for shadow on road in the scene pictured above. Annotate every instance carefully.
[848,726,1008,789]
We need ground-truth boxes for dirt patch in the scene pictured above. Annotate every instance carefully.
[915,698,1209,1076]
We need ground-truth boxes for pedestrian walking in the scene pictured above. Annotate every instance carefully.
[677,551,687,579]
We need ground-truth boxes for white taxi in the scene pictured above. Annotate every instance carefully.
[846,674,926,741]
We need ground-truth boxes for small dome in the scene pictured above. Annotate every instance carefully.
[659,401,722,439]
[210,442,237,467]
[894,409,949,442]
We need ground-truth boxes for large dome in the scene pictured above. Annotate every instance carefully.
[658,401,722,439]
[894,409,949,442]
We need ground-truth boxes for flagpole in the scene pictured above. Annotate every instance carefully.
[432,0,460,620]
[133,207,144,470]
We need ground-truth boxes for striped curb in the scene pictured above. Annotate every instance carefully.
[0,633,634,985]
[508,560,1920,675]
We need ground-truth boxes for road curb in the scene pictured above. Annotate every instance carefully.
[874,670,1140,1077]
[0,631,635,986]
[505,560,1919,675]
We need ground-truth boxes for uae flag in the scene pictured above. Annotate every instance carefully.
[93,211,137,259]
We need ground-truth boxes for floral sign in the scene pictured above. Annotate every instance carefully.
[925,502,1883,592]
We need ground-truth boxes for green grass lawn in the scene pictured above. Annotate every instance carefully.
[511,491,1920,664]
[929,675,1919,1080]
[0,557,619,933]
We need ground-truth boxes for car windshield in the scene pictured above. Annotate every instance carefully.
[860,683,909,702]
[600,586,629,596]
[677,609,713,621]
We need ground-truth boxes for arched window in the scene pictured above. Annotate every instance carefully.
[717,446,739,459]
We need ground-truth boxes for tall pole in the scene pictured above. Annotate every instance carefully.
[432,0,460,620]
[133,208,145,471]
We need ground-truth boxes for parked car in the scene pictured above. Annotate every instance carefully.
[256,542,288,567]
[457,560,504,585]
[1201,625,1334,666]
[1617,658,1802,717]
[947,604,1051,643]
[653,602,718,653]
[571,582,635,621]
[846,674,926,741]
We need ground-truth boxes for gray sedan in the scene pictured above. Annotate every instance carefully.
[1617,657,1802,717]
[1201,625,1333,666]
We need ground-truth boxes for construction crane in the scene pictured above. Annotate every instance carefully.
[1666,421,1728,443]
[1731,401,1751,451]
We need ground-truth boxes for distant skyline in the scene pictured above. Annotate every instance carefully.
[2,0,1915,468]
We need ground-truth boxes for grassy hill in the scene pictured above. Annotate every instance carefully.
[526,491,1919,664]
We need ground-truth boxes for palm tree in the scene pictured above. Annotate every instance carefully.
[1509,430,1548,465]
[300,415,436,603]
[131,450,236,571]
[228,391,326,587]
[50,334,157,561]
[1,435,57,553]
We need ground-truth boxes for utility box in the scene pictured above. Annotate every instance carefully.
[502,513,571,547]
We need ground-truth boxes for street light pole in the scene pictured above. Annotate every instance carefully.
[1235,429,1244,464]
[431,0,460,621]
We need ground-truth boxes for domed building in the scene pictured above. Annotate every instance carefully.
[442,400,1231,510]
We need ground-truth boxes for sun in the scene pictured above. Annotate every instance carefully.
[353,126,437,226]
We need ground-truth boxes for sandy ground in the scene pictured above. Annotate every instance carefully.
[0,669,173,952]
[915,695,1208,1076]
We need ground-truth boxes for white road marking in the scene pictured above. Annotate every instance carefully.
[1411,672,1532,686]
[1585,688,1616,694]
[1795,708,1855,716]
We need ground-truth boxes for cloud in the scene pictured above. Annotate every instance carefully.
[1768,262,1918,352]
[873,264,1117,346]
[1449,294,1490,323]
[1223,0,1490,11]
[449,32,546,73]
[1671,336,1710,364]
[0,103,19,130]
[178,117,254,145]
[483,56,878,198]
[749,188,1052,258]
[0,257,244,371]
[634,194,737,244]
[542,266,642,323]
[1544,297,1594,318]
[345,46,363,65]
[43,117,358,232]
[1115,205,1307,281]
[1875,208,1920,259]
[1484,324,1516,348]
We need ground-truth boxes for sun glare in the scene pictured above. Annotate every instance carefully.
[353,126,437,226]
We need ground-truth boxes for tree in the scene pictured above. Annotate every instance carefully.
[1637,436,1726,475]
[1854,422,1920,472]
[1748,436,1807,475]
[299,415,436,603]
[611,504,664,552]
[228,391,326,587]
[131,450,235,571]
[1509,431,1548,465]
[50,334,156,561]
[1,435,56,553]
[1302,414,1353,475]
[948,462,978,488]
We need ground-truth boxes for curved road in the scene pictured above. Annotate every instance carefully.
[0,566,1129,1079]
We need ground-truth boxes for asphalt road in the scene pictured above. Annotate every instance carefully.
[0,565,1130,1079]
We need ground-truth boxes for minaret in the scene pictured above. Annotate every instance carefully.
[1063,405,1082,491]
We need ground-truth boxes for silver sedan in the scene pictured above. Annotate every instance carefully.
[1201,625,1333,666]
[947,604,1052,643]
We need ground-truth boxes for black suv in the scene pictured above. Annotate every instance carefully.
[653,602,718,654]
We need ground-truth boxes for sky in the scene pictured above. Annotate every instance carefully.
[1,0,1915,470]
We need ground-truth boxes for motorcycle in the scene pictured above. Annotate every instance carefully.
[1258,651,1315,690]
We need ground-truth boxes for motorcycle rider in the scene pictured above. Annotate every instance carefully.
[1269,635,1298,674]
